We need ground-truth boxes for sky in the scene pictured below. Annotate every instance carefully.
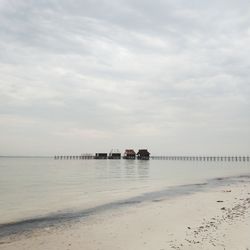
[0,0,250,156]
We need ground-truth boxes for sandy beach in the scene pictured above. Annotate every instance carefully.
[0,176,250,250]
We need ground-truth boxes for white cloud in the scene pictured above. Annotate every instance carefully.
[0,0,249,155]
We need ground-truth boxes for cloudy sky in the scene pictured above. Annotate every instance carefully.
[0,0,250,156]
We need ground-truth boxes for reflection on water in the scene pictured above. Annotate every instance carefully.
[0,158,249,224]
[137,160,150,179]
[94,160,149,180]
[124,160,136,178]
[108,160,122,179]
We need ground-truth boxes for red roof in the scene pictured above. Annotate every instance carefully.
[124,149,136,154]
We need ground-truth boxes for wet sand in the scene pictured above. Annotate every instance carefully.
[0,177,250,250]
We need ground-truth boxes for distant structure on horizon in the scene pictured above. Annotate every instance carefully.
[123,149,136,159]
[108,149,121,159]
[137,149,150,160]
[94,149,150,160]
[54,148,151,160]
[54,153,250,162]
[94,153,108,159]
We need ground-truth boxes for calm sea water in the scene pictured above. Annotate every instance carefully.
[0,157,250,225]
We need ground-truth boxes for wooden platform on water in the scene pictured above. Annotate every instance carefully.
[54,155,250,161]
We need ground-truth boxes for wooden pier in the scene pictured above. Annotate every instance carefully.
[54,154,94,160]
[150,156,250,162]
[54,154,250,161]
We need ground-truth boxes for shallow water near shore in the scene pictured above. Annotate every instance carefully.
[0,157,250,229]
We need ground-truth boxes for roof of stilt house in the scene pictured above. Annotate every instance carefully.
[109,149,120,154]
[124,149,136,154]
[137,149,150,155]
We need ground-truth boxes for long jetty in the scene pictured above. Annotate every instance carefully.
[54,154,94,160]
[54,155,250,161]
[151,156,250,161]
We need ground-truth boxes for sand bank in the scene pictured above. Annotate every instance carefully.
[1,177,250,250]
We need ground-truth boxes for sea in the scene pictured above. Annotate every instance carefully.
[0,157,250,233]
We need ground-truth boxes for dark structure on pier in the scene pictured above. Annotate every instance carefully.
[108,149,121,159]
[137,149,150,160]
[123,149,136,159]
[94,153,108,159]
[54,153,250,162]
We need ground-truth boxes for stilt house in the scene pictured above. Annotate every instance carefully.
[94,153,108,159]
[123,149,136,159]
[108,149,121,159]
[137,149,150,160]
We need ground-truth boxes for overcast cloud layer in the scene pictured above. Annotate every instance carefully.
[0,0,250,155]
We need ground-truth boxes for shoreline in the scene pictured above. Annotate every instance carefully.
[0,174,247,238]
[1,175,250,249]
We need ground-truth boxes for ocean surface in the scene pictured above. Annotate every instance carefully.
[0,157,250,227]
